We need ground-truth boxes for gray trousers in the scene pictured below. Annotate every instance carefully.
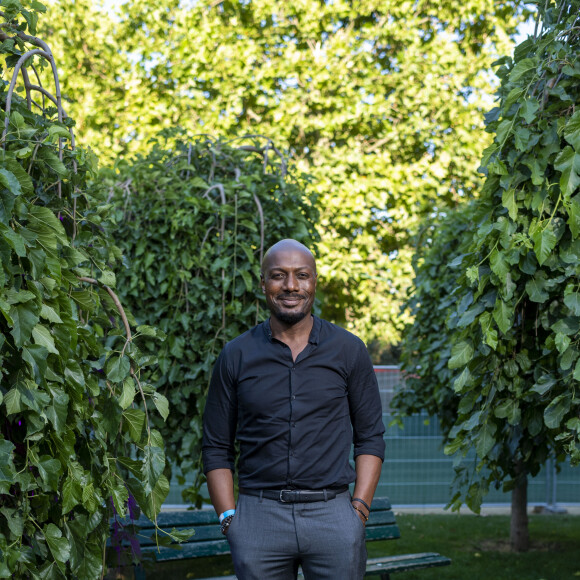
[225,490,367,580]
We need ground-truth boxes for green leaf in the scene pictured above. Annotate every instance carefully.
[123,408,145,442]
[564,110,580,150]
[489,249,509,278]
[531,374,557,396]
[501,189,517,220]
[0,168,23,196]
[136,325,157,337]
[142,445,165,494]
[519,98,539,124]
[567,197,580,237]
[492,299,512,335]
[106,355,131,383]
[475,422,497,458]
[544,394,571,429]
[44,523,71,564]
[80,482,99,513]
[35,456,62,491]
[240,269,254,292]
[525,276,549,303]
[453,367,471,393]
[189,176,209,189]
[37,148,68,178]
[118,377,135,409]
[448,341,474,370]
[0,507,24,538]
[45,388,69,432]
[3,388,21,415]
[494,399,520,425]
[532,225,557,266]
[40,304,63,324]
[32,324,59,355]
[10,110,25,129]
[9,303,40,347]
[554,146,580,198]
[152,392,169,421]
[110,480,128,518]
[62,476,82,514]
[47,125,71,141]
[509,57,537,82]
[564,292,580,315]
[116,456,144,478]
[147,473,170,519]
[555,332,571,354]
[574,359,580,381]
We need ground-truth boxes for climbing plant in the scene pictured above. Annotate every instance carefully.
[395,0,580,552]
[0,2,177,577]
[105,130,318,503]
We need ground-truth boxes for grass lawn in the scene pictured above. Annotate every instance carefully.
[107,513,580,580]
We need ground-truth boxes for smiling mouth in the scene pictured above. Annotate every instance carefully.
[278,295,304,306]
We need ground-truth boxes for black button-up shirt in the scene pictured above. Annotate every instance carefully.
[202,315,385,490]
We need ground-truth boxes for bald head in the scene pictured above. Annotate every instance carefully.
[261,239,316,276]
[260,239,317,326]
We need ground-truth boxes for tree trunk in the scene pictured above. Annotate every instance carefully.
[510,469,529,552]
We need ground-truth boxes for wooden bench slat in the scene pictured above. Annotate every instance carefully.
[141,539,231,560]
[364,553,452,575]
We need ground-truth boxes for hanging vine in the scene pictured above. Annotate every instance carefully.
[0,3,178,578]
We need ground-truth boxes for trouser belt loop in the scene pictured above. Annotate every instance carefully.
[323,489,328,502]
[259,490,263,503]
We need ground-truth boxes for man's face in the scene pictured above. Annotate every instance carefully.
[261,247,317,325]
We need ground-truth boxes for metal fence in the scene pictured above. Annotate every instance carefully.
[165,366,580,507]
[375,365,580,508]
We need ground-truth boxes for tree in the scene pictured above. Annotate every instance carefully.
[0,3,176,576]
[395,0,580,552]
[40,0,523,349]
[102,130,318,502]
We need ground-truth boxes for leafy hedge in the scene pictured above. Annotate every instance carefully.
[0,3,172,578]
[396,0,580,514]
[105,131,318,503]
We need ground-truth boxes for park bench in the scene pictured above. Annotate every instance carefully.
[116,497,450,580]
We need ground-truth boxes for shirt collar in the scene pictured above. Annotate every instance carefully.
[263,314,320,345]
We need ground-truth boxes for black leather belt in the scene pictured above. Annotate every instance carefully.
[239,486,348,503]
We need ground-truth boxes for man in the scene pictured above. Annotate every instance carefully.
[202,239,385,580]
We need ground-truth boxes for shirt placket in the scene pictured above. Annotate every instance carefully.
[287,362,296,487]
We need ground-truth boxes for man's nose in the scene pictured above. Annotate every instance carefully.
[283,273,299,291]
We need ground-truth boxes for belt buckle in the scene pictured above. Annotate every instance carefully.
[279,489,295,503]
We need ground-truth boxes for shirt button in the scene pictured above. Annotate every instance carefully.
[292,423,296,428]
[291,395,296,400]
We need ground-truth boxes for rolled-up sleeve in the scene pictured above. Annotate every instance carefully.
[347,340,385,461]
[202,347,238,474]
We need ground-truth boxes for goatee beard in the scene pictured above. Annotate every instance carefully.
[273,310,308,325]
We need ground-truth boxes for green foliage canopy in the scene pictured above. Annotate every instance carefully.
[396,0,580,513]
[104,131,317,501]
[0,3,176,577]
[41,0,522,349]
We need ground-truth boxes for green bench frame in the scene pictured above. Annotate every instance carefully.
[117,497,450,579]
